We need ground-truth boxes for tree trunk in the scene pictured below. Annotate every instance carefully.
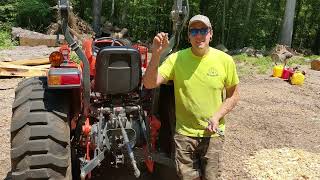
[92,0,102,36]
[268,0,281,47]
[240,0,254,47]
[200,0,209,15]
[280,0,297,47]
[312,27,320,55]
[111,0,115,21]
[245,0,254,26]
[78,0,85,19]
[221,0,228,45]
[292,0,302,47]
[120,0,128,24]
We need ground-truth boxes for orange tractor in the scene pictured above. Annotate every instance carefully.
[10,0,189,179]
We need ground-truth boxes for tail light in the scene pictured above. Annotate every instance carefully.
[47,68,81,88]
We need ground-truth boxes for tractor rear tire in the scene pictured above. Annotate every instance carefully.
[10,77,72,180]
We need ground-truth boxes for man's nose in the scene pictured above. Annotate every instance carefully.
[194,33,203,38]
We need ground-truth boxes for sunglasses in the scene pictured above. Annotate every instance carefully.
[189,28,210,36]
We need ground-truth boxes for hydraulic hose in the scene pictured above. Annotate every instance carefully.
[118,116,140,178]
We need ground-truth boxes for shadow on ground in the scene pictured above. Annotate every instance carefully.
[92,163,178,180]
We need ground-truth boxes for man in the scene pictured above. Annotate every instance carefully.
[143,15,240,180]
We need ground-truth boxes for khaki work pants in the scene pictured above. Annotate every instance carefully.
[174,133,224,180]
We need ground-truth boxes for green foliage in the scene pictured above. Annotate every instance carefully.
[0,0,320,55]
[0,30,16,49]
[70,51,81,64]
[0,22,14,32]
[15,0,52,32]
[0,0,18,26]
[71,0,92,21]
[99,0,173,43]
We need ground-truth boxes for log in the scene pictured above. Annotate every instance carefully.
[0,62,48,77]
[12,27,65,47]
[19,37,62,47]
[271,44,293,65]
[32,64,51,69]
[311,60,320,71]
[7,58,50,66]
[271,52,293,66]
[69,28,82,40]
[272,52,293,61]
[111,28,128,39]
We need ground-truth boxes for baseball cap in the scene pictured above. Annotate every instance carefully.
[188,15,212,29]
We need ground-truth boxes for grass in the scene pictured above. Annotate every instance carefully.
[0,30,16,49]
[70,51,81,64]
[233,54,273,76]
[305,55,320,60]
[286,56,310,67]
[233,53,312,77]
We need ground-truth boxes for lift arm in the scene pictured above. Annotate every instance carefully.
[160,0,189,62]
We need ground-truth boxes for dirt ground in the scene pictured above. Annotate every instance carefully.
[0,46,320,179]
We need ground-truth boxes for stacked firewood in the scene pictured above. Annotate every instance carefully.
[47,11,94,42]
[101,21,129,39]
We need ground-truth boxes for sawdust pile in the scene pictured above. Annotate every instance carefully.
[244,148,320,179]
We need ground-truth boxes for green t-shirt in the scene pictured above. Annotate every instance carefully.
[159,47,239,137]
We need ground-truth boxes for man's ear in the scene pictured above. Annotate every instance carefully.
[209,32,213,42]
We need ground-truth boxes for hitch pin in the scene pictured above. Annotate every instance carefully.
[204,119,224,136]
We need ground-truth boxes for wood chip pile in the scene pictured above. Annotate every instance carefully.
[244,148,320,179]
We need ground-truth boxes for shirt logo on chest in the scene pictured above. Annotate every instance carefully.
[207,67,219,77]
